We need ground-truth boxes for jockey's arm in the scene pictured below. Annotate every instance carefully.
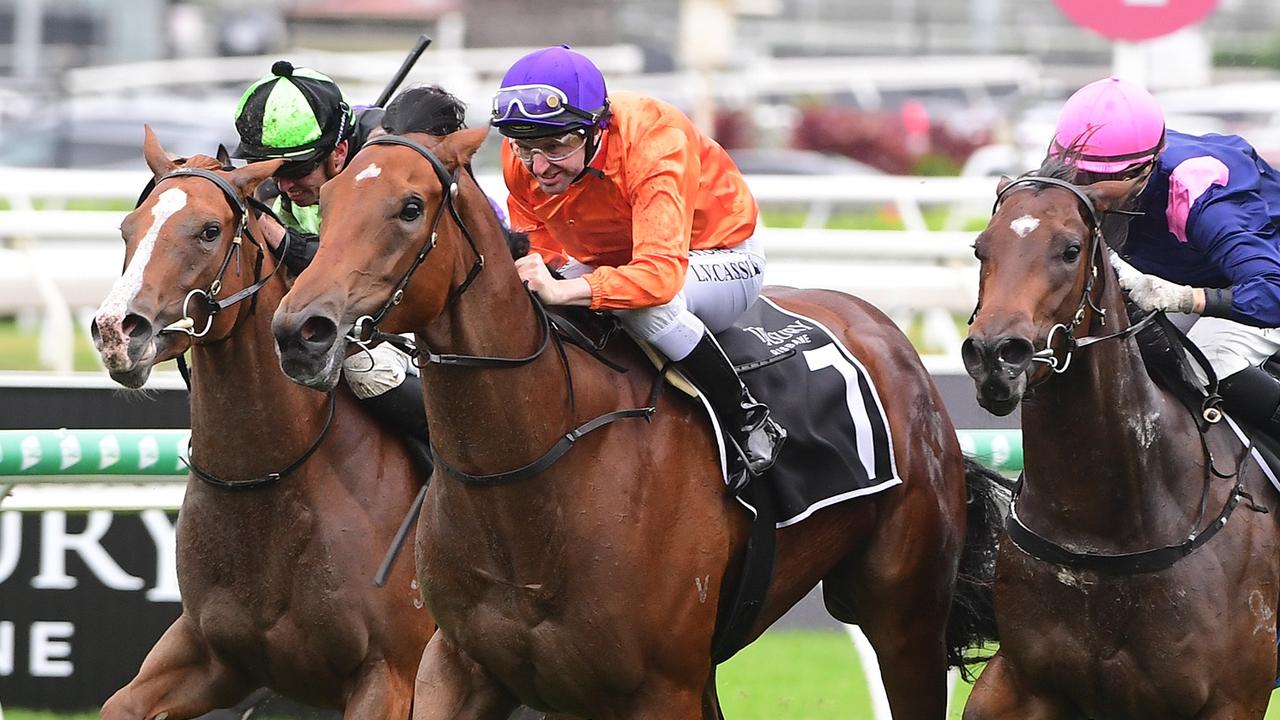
[575,125,698,311]
[1189,186,1280,327]
[258,212,319,275]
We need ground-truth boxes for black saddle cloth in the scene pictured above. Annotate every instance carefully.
[715,297,901,526]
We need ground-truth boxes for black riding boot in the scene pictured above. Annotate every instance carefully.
[677,331,787,489]
[1218,365,1280,441]
[357,374,435,479]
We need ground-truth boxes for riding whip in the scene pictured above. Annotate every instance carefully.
[374,34,433,108]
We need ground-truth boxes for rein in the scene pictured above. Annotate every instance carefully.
[134,166,334,490]
[988,174,1260,574]
[346,134,661,486]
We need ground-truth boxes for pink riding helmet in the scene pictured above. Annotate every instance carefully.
[1051,76,1166,174]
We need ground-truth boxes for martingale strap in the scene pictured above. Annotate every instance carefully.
[1005,476,1247,574]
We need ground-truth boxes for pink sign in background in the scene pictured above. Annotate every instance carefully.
[1052,0,1219,42]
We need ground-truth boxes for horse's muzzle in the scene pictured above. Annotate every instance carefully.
[272,310,345,391]
[92,311,160,388]
[961,335,1033,416]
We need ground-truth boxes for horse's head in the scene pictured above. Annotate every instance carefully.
[961,168,1147,415]
[92,126,282,388]
[272,127,490,391]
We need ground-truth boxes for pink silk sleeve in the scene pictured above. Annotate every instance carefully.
[1166,156,1230,243]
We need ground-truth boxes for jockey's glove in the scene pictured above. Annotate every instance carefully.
[1109,250,1196,314]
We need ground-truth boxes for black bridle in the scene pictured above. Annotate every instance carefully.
[133,166,333,490]
[987,175,1263,574]
[138,167,290,339]
[344,134,659,485]
[347,134,487,345]
[987,175,1158,382]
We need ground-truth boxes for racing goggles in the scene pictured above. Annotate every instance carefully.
[492,84,599,124]
[508,133,588,164]
[273,154,325,180]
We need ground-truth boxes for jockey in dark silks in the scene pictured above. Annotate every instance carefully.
[1053,76,1280,439]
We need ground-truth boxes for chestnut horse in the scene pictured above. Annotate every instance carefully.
[961,161,1280,718]
[91,129,431,719]
[271,128,1001,719]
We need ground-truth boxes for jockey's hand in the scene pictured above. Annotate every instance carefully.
[1109,250,1203,314]
[514,252,592,306]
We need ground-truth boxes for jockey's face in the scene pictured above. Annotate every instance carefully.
[274,139,349,207]
[511,131,590,195]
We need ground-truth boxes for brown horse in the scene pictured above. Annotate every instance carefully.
[270,128,1001,719]
[961,161,1280,718]
[91,128,431,719]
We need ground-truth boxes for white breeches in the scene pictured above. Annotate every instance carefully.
[560,234,766,360]
[1187,316,1280,380]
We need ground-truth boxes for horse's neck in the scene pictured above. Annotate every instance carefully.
[417,251,574,479]
[187,253,327,480]
[1019,302,1204,544]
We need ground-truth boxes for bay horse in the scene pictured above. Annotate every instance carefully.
[961,159,1280,718]
[91,128,432,719]
[270,127,1002,719]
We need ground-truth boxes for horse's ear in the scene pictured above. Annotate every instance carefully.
[996,175,1013,195]
[142,125,178,178]
[436,126,489,168]
[1083,171,1149,214]
[216,144,233,170]
[229,159,284,197]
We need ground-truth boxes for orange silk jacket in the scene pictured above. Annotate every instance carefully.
[503,91,758,310]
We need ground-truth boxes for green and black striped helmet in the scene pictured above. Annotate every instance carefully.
[233,61,352,164]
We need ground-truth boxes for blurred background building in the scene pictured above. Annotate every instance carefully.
[3,0,1280,176]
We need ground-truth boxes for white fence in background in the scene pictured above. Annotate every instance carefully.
[0,168,988,370]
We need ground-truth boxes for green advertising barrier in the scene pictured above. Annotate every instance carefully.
[0,428,190,483]
[0,428,1026,483]
[957,428,1023,473]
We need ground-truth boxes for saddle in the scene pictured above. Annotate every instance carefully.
[547,297,902,661]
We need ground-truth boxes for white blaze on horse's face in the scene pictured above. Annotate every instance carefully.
[1010,214,1040,239]
[355,163,382,183]
[96,187,188,365]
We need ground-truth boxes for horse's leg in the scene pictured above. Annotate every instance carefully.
[701,668,724,720]
[343,662,413,720]
[822,500,953,719]
[961,651,1069,720]
[620,682,705,720]
[100,616,253,720]
[412,632,518,720]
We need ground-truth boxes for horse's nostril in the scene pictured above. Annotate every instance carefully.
[122,313,152,340]
[300,316,337,347]
[961,338,986,375]
[995,337,1034,369]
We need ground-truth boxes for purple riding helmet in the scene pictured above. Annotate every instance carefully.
[491,45,611,139]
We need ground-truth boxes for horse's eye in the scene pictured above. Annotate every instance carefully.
[1063,244,1082,263]
[400,200,423,222]
[200,223,221,242]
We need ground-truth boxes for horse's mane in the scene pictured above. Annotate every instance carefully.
[175,154,225,171]
[1027,137,1136,252]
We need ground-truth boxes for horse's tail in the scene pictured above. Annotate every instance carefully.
[945,455,1010,678]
